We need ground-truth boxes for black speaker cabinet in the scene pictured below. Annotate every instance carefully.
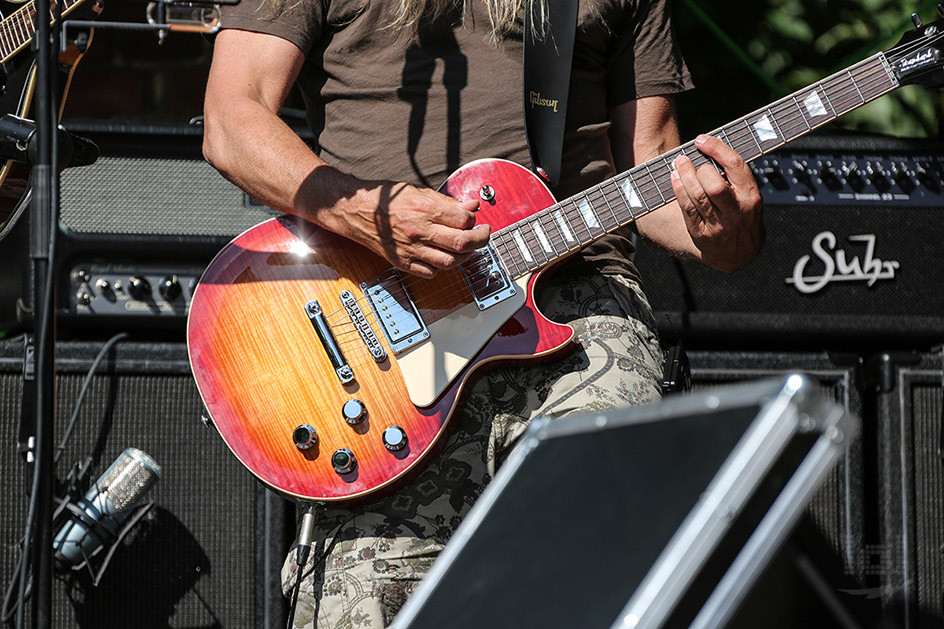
[687,349,944,628]
[875,351,944,627]
[0,338,293,628]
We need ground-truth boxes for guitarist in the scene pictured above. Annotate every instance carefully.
[202,0,763,625]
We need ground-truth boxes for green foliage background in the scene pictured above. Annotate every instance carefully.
[672,0,944,140]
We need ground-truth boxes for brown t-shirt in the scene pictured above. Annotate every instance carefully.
[220,0,692,278]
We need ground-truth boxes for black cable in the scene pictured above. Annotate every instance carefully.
[2,333,130,626]
[286,504,317,629]
[55,332,131,463]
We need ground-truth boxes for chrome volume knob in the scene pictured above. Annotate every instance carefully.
[382,426,407,451]
[342,399,367,425]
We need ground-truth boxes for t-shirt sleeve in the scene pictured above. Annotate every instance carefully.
[607,0,694,106]
[219,0,326,54]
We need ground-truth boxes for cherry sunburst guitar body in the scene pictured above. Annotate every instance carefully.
[187,159,575,503]
[190,12,944,503]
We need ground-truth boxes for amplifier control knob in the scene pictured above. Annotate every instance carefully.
[128,276,152,301]
[332,448,356,474]
[842,162,865,191]
[916,163,942,192]
[293,424,318,450]
[891,162,916,193]
[75,291,90,306]
[342,399,367,425]
[96,279,111,294]
[159,275,182,300]
[867,162,891,191]
[820,162,842,190]
[382,425,407,451]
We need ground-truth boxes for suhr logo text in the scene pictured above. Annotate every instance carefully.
[785,232,900,294]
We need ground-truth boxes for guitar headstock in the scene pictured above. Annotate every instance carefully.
[886,7,944,89]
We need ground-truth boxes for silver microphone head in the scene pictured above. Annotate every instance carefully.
[53,448,162,566]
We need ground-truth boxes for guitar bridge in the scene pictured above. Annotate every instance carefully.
[458,244,516,310]
[361,271,429,354]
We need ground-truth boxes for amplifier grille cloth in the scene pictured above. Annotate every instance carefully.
[0,342,263,627]
[60,155,277,236]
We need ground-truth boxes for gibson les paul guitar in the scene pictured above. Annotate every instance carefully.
[187,15,944,503]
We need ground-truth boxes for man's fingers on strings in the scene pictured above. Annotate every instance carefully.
[693,134,755,190]
[671,155,715,222]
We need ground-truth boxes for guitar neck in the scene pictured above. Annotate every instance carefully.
[0,0,83,63]
[492,52,899,279]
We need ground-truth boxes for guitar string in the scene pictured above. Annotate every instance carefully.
[2,0,81,62]
[319,32,941,339]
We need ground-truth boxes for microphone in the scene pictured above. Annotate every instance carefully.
[0,114,100,169]
[52,448,161,567]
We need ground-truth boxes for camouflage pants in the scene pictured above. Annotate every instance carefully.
[282,271,664,628]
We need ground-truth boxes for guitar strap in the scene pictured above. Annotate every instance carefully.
[523,0,579,188]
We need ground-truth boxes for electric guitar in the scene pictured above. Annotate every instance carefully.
[0,0,99,231]
[187,15,944,503]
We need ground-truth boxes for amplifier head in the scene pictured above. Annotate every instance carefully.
[50,122,288,335]
[634,134,944,350]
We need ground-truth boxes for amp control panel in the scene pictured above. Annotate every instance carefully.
[64,262,205,323]
[752,145,944,206]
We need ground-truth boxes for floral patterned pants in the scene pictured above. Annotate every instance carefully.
[282,270,664,628]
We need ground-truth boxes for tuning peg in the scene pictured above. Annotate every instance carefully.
[912,13,923,28]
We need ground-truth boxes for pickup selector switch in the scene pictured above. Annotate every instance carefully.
[382,425,407,451]
[342,399,367,425]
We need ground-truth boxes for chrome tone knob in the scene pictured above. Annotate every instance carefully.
[293,424,318,450]
[332,448,356,474]
[342,399,367,425]
[382,425,407,451]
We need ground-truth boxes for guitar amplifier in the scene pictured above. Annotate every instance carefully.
[633,133,944,350]
[52,121,286,333]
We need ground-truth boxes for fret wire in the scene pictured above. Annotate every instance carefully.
[536,206,567,256]
[551,202,580,250]
[562,197,595,243]
[586,187,618,228]
[580,194,608,236]
[588,186,619,228]
[629,165,659,198]
[523,217,553,264]
[847,68,865,104]
[514,221,547,267]
[495,232,522,277]
[764,106,786,144]
[791,93,814,133]
[643,162,666,205]
[772,98,803,139]
[608,178,634,222]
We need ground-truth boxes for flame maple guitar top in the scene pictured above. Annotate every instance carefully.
[187,159,575,503]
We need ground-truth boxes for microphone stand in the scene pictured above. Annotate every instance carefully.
[30,0,59,625]
[19,5,232,625]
